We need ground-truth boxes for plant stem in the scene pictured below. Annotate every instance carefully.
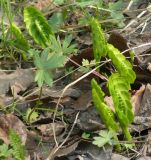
[111,131,121,151]
[122,126,132,141]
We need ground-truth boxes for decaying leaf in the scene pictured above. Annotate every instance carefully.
[0,69,35,97]
[131,85,145,115]
[137,156,151,160]
[41,86,81,99]
[33,0,54,11]
[111,153,129,160]
[139,84,151,117]
[147,63,151,72]
[130,116,151,132]
[73,91,91,110]
[0,96,13,108]
[104,96,114,112]
[37,122,65,137]
[0,114,27,145]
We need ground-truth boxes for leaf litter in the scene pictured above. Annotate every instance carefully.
[0,0,151,160]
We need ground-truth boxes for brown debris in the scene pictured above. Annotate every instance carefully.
[139,84,151,117]
[0,69,35,97]
[0,114,27,145]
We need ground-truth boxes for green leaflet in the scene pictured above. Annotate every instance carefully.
[9,129,25,160]
[107,43,136,84]
[108,73,134,138]
[24,6,53,47]
[91,18,107,62]
[91,79,118,132]
[31,48,65,87]
[11,23,29,52]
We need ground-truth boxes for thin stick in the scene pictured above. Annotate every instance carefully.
[67,57,108,80]
[125,0,134,11]
[122,42,151,54]
[122,9,147,31]
[46,111,80,160]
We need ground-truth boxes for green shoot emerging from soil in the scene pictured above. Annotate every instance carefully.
[91,17,136,149]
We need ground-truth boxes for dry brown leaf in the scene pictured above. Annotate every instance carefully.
[0,69,35,97]
[147,63,151,72]
[137,157,151,160]
[139,84,151,117]
[0,96,13,108]
[130,116,151,132]
[0,114,27,145]
[104,96,115,112]
[131,85,145,115]
[111,153,129,160]
[37,122,65,137]
[73,91,91,110]
[42,86,81,99]
[32,0,54,11]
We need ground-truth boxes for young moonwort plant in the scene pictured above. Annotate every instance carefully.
[90,17,136,148]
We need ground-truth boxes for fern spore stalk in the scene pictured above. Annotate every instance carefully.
[91,17,136,145]
[108,73,134,141]
[91,79,121,150]
[24,6,53,47]
[107,43,136,84]
[91,18,107,62]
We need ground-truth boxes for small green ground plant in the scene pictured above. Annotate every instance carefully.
[0,129,26,160]
[0,1,135,154]
[90,17,136,149]
[7,6,77,87]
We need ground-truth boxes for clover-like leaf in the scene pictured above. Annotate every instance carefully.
[33,48,65,87]
[25,108,39,123]
[93,130,116,147]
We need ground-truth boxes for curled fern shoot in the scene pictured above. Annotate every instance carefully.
[107,43,136,84]
[24,6,53,47]
[108,73,134,141]
[91,18,107,62]
[9,129,25,160]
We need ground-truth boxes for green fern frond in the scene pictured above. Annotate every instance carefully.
[107,43,136,84]
[11,23,29,52]
[91,79,118,132]
[24,6,53,47]
[108,73,134,140]
[91,18,107,62]
[9,129,25,160]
